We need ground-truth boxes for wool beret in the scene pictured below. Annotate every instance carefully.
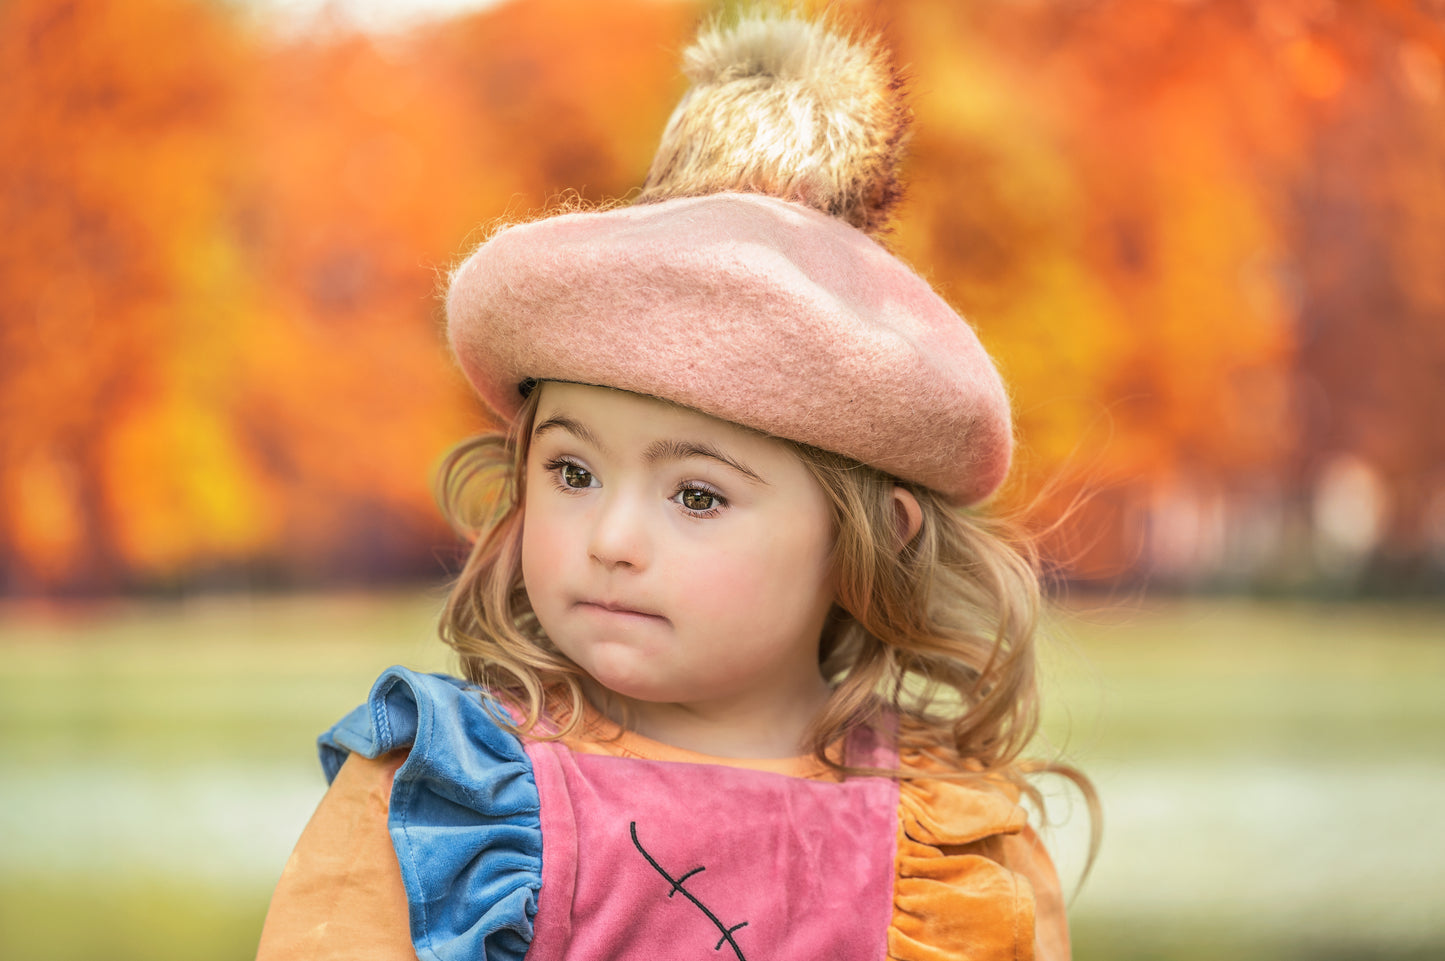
[445,191,1012,505]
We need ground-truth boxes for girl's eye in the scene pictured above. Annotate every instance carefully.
[676,487,723,514]
[543,458,596,491]
[560,463,594,489]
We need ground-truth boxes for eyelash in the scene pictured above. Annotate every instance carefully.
[540,457,727,518]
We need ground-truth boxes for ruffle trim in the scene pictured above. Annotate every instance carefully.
[319,667,542,961]
[888,739,1038,961]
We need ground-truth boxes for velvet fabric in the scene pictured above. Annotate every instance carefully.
[255,750,414,961]
[318,668,544,961]
[445,192,1013,505]
[523,721,899,961]
[888,735,1069,961]
[257,668,1068,961]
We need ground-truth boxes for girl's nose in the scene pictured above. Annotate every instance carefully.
[587,492,650,570]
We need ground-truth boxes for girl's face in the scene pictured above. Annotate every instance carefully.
[521,382,837,731]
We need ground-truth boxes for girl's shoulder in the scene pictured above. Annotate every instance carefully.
[266,666,543,961]
[892,712,1071,961]
[317,665,528,782]
[892,709,1032,846]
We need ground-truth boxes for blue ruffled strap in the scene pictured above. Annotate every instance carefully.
[318,666,542,961]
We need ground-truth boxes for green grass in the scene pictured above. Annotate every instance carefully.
[0,881,271,961]
[1038,597,1445,763]
[1069,917,1445,961]
[0,591,453,763]
[1,592,1441,961]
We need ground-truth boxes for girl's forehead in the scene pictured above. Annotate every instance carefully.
[532,382,768,443]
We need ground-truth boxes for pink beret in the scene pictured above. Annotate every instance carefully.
[445,192,1012,505]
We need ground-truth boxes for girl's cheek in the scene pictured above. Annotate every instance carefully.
[520,506,564,585]
[679,560,767,614]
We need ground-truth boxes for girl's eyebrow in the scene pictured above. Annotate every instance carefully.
[532,415,605,451]
[643,439,766,485]
[532,414,765,484]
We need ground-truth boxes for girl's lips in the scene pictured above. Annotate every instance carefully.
[576,600,668,622]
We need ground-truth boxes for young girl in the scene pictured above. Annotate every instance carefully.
[258,10,1092,961]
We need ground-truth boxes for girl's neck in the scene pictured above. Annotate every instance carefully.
[581,676,832,760]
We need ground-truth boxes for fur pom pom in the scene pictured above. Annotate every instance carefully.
[636,9,910,235]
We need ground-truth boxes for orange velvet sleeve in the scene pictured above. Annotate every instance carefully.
[255,751,416,961]
[889,780,1039,961]
[889,726,1072,961]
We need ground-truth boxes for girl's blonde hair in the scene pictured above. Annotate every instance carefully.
[436,388,1093,825]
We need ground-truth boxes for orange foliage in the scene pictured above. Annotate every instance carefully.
[1,0,1441,594]
[886,0,1445,582]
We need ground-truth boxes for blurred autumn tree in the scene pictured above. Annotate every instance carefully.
[1,0,261,592]
[1,0,1441,596]
[886,0,1445,589]
[0,0,695,594]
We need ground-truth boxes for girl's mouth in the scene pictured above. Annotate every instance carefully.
[577,599,668,622]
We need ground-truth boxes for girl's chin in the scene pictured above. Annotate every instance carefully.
[583,674,679,706]
[577,664,701,709]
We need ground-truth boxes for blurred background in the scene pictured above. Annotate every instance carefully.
[1,0,1441,958]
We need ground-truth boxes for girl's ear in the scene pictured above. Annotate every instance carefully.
[891,486,923,551]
